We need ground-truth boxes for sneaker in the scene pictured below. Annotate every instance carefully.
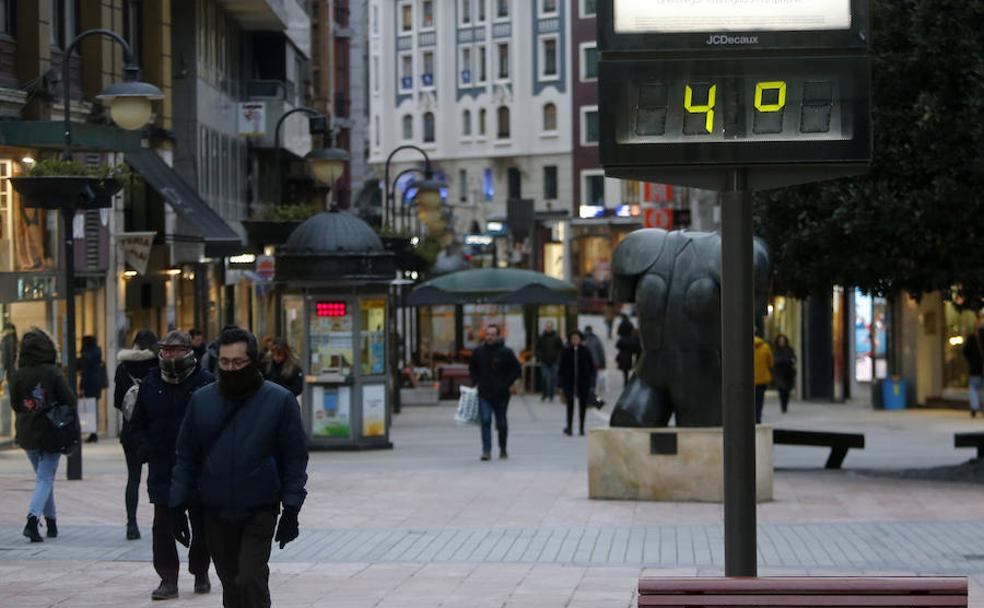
[499,449,508,459]
[480,452,491,461]
[23,515,43,543]
[45,517,57,538]
[194,574,211,594]
[151,580,178,600]
[126,521,141,540]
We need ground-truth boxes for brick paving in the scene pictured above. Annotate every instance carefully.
[1,386,984,606]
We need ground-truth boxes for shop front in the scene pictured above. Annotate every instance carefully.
[570,217,641,312]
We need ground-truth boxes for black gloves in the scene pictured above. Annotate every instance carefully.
[274,506,300,549]
[171,507,190,548]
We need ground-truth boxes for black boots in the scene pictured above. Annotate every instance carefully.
[23,515,43,543]
[45,517,57,538]
[126,520,141,540]
[194,574,211,594]
[151,580,178,600]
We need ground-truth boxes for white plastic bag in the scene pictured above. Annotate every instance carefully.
[454,386,479,425]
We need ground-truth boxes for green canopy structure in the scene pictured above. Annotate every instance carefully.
[406,268,577,306]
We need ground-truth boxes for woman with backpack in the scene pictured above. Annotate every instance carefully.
[9,329,76,542]
[114,329,158,540]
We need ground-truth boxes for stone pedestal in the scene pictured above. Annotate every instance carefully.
[588,425,773,502]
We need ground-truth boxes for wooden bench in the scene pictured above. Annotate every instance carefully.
[638,577,967,607]
[772,429,865,469]
[954,432,984,459]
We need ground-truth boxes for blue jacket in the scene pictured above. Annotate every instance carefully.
[169,380,308,520]
[128,367,214,504]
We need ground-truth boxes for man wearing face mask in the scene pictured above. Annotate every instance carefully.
[128,331,215,600]
[170,327,308,608]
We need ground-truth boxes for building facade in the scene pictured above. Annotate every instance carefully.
[368,0,574,245]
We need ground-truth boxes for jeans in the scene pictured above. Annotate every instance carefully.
[754,384,767,424]
[205,508,278,608]
[539,362,559,399]
[479,397,509,454]
[970,376,983,412]
[25,450,59,519]
[153,504,210,583]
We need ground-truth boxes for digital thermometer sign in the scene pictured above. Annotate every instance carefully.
[597,0,871,189]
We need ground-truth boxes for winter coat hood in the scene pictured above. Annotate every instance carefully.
[18,331,56,367]
[118,348,157,363]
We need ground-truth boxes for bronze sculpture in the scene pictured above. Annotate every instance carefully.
[609,229,770,428]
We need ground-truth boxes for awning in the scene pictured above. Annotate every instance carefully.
[0,121,143,152]
[406,268,577,306]
[125,150,242,256]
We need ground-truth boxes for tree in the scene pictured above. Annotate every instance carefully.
[754,0,984,303]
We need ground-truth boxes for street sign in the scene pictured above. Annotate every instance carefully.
[597,0,871,190]
[643,207,673,229]
[256,255,276,281]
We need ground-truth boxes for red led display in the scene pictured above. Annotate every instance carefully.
[315,301,347,317]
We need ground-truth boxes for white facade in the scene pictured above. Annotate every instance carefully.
[368,0,573,233]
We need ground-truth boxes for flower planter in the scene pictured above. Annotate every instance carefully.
[8,176,122,210]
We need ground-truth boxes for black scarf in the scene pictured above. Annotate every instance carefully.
[217,363,264,401]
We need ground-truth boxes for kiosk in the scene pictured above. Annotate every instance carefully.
[276,210,395,449]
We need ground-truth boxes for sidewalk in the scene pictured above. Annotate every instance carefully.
[2,394,984,606]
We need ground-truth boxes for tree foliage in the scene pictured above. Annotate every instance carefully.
[753,0,984,303]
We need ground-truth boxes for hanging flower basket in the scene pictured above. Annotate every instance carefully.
[8,176,122,210]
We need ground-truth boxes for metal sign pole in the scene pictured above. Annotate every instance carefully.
[721,168,756,576]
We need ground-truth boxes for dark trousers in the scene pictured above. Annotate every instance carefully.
[621,369,630,384]
[778,388,791,413]
[478,398,508,454]
[205,508,278,608]
[565,393,587,434]
[153,504,210,583]
[754,384,767,424]
[123,444,142,524]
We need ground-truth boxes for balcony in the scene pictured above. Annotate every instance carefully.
[246,79,297,102]
[216,0,288,31]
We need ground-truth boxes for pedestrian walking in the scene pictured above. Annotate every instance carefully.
[129,331,215,600]
[170,327,308,608]
[10,329,76,542]
[615,328,642,385]
[468,324,521,461]
[772,334,797,414]
[189,328,207,361]
[114,329,159,541]
[79,335,107,443]
[1,322,17,382]
[583,325,606,396]
[262,337,303,397]
[754,333,774,424]
[963,316,984,418]
[199,325,237,375]
[535,321,564,401]
[559,330,597,436]
[603,302,618,339]
[616,314,634,339]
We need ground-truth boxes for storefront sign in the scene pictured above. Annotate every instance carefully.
[256,255,276,281]
[312,385,351,438]
[238,102,266,136]
[362,384,386,437]
[644,207,673,229]
[117,231,156,276]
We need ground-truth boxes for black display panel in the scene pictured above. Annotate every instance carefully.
[599,55,870,170]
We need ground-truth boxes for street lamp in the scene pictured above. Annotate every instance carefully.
[273,107,350,207]
[383,145,444,233]
[14,29,163,481]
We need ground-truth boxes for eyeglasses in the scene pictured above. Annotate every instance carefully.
[218,358,251,370]
[160,347,191,359]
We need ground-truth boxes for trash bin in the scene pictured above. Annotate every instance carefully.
[882,375,907,410]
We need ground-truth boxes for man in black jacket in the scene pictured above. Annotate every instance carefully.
[559,330,597,436]
[170,327,308,608]
[535,321,564,402]
[468,324,521,461]
[129,331,214,600]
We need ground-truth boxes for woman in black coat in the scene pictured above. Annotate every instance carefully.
[79,335,105,443]
[772,334,797,414]
[558,330,597,437]
[262,338,304,397]
[9,329,76,542]
[113,329,159,540]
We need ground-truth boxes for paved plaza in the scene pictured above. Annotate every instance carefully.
[2,390,984,607]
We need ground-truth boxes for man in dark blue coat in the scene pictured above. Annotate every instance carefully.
[170,327,308,608]
[129,331,214,600]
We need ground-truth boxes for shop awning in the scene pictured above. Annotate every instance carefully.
[0,121,143,152]
[406,268,577,306]
[125,150,242,256]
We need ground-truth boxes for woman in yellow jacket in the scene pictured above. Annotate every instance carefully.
[753,335,773,423]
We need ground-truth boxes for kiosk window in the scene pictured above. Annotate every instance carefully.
[309,301,354,374]
[361,299,386,375]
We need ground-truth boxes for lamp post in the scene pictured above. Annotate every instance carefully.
[45,30,162,480]
[273,107,349,208]
[383,145,443,233]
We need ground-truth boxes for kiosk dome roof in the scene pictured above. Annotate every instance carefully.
[283,210,384,254]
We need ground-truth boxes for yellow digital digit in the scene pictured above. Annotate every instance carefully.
[684,83,716,134]
[754,81,787,113]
